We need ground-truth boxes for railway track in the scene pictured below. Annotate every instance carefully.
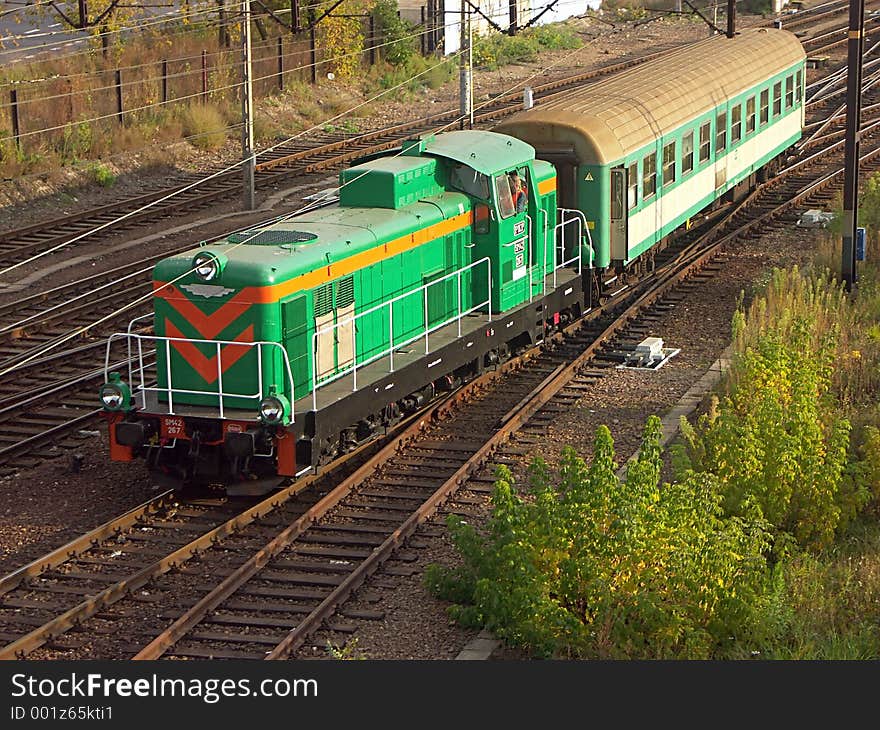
[0,120,872,658]
[0,0,864,277]
[0,5,874,657]
[0,28,873,477]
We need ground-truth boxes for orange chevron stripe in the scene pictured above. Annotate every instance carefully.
[155,285,253,339]
[154,210,474,306]
[166,321,255,384]
[538,177,557,196]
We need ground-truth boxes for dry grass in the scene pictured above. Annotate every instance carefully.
[179,102,229,150]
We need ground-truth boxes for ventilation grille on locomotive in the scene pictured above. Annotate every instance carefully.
[228,229,318,245]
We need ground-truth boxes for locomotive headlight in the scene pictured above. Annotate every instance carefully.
[259,388,289,425]
[192,251,226,281]
[99,372,131,411]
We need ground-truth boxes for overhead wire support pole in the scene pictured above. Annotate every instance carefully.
[842,0,866,291]
[459,3,472,130]
[242,0,256,211]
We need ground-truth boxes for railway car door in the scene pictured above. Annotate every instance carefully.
[535,151,578,270]
[610,167,627,261]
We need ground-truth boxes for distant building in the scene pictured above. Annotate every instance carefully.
[439,0,600,55]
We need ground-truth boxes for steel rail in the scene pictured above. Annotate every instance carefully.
[0,491,175,596]
[0,423,402,660]
[136,119,879,660]
[0,9,857,271]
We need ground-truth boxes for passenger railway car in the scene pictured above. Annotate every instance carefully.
[496,26,805,283]
[99,28,805,493]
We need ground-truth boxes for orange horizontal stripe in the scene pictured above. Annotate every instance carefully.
[538,177,557,196]
[156,210,473,305]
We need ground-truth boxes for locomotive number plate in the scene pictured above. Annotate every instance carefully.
[162,417,186,438]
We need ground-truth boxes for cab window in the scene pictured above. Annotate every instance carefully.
[495,174,516,218]
[450,164,490,199]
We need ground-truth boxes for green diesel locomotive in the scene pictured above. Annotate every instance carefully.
[100,28,805,493]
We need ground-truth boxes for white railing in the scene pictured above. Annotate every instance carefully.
[310,257,493,410]
[555,207,591,286]
[105,328,296,422]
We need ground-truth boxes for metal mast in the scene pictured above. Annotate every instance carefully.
[842,0,865,290]
[242,0,256,211]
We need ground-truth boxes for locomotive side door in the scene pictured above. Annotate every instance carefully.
[493,168,531,311]
[281,294,309,401]
[609,167,627,261]
[313,276,355,384]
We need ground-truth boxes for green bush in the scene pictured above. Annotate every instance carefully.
[375,54,456,95]
[471,22,582,70]
[89,162,116,187]
[426,418,772,659]
[57,122,93,162]
[372,0,416,66]
[674,267,872,550]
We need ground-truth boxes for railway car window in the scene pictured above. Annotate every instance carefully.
[682,132,694,175]
[760,89,769,125]
[699,122,711,163]
[643,152,657,199]
[716,111,727,152]
[495,174,516,219]
[773,82,782,115]
[796,70,803,103]
[785,75,794,108]
[450,164,490,200]
[627,162,638,209]
[731,106,742,144]
[746,97,756,135]
[611,171,624,221]
[662,142,675,186]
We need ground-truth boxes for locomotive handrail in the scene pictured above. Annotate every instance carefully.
[104,333,296,423]
[555,208,589,286]
[310,257,493,411]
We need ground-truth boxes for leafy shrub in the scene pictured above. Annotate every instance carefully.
[57,122,93,162]
[89,162,116,187]
[372,0,416,66]
[375,55,455,94]
[471,22,582,70]
[426,418,772,659]
[321,11,366,79]
[675,267,871,550]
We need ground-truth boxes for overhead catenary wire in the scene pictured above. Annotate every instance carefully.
[0,49,467,377]
[0,45,466,281]
[0,24,459,141]
[0,21,448,111]
[0,4,224,53]
[0,32,598,378]
[0,0,578,69]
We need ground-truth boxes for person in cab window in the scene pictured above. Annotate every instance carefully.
[509,171,527,213]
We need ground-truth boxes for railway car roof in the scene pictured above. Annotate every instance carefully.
[494,28,805,164]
